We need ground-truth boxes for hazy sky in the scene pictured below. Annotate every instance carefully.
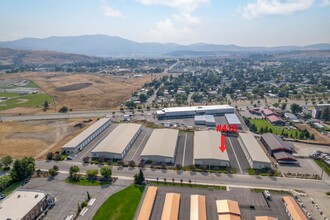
[0,0,329,46]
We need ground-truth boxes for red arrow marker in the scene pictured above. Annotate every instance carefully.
[219,134,226,153]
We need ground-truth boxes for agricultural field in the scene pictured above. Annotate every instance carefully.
[0,119,91,158]
[1,72,153,111]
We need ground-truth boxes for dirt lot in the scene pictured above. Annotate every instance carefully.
[1,72,152,111]
[295,123,330,144]
[0,119,93,159]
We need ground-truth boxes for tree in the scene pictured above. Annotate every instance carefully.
[1,156,13,169]
[53,165,59,171]
[69,166,80,178]
[43,101,49,109]
[128,160,136,167]
[10,157,35,181]
[0,174,12,191]
[139,94,148,103]
[46,152,53,160]
[281,103,287,110]
[59,106,68,113]
[191,93,203,103]
[87,191,91,200]
[134,169,145,184]
[82,156,90,163]
[100,166,112,179]
[48,168,57,177]
[259,127,264,134]
[86,169,98,180]
[36,169,42,177]
[290,103,302,115]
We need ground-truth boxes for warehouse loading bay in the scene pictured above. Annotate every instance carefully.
[141,186,290,220]
[70,115,251,174]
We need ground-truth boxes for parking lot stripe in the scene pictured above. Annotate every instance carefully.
[182,133,187,166]
[130,128,152,161]
[228,137,243,174]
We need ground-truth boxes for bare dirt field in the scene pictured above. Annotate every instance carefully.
[0,119,93,159]
[1,72,152,111]
[295,123,330,144]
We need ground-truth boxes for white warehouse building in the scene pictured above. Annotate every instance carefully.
[194,130,230,167]
[140,129,179,163]
[156,105,234,119]
[61,118,111,154]
[225,113,242,129]
[238,133,272,169]
[91,123,142,160]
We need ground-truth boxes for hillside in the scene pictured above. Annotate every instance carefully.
[0,48,100,66]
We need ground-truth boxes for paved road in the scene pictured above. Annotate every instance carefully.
[36,161,330,192]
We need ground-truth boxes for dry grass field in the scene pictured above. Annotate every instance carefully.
[0,119,93,159]
[1,72,152,111]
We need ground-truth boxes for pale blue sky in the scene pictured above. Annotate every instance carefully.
[0,0,329,46]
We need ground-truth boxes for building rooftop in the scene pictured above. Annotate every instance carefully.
[238,133,271,164]
[216,200,241,216]
[157,105,234,114]
[190,195,206,220]
[137,186,157,220]
[161,193,180,220]
[225,114,241,125]
[282,196,307,220]
[92,123,141,154]
[262,109,277,116]
[141,129,179,158]
[261,133,292,152]
[273,151,297,161]
[218,214,241,220]
[255,216,278,220]
[194,130,230,162]
[267,115,284,123]
[62,118,111,149]
[0,190,46,219]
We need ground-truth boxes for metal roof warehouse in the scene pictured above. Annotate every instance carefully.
[194,130,230,167]
[62,118,111,154]
[238,133,271,169]
[141,129,179,163]
[91,123,142,159]
[225,113,242,129]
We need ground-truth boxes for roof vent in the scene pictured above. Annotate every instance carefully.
[17,195,21,198]
[35,194,39,198]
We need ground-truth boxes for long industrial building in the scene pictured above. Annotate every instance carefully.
[91,123,142,159]
[137,186,158,220]
[161,193,181,220]
[140,129,179,163]
[61,118,111,154]
[238,133,272,169]
[156,105,234,119]
[282,196,307,220]
[190,195,206,220]
[0,190,54,220]
[194,130,230,167]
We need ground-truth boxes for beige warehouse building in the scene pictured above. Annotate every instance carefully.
[140,129,179,163]
[238,133,272,169]
[91,123,142,159]
[194,130,230,167]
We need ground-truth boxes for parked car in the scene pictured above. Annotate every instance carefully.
[0,194,6,200]
[263,190,271,200]
[66,156,73,160]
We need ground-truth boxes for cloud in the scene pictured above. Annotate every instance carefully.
[103,5,123,17]
[137,0,208,12]
[241,0,315,19]
[321,0,330,6]
[173,13,201,25]
[144,19,193,43]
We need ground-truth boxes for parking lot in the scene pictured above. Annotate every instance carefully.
[143,186,290,220]
[21,174,131,220]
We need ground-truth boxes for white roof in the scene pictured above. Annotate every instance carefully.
[141,129,179,158]
[0,190,46,219]
[238,133,271,163]
[225,114,241,125]
[159,105,233,113]
[92,123,141,154]
[62,118,111,149]
[194,131,229,161]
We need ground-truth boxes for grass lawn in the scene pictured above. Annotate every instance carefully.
[93,185,144,220]
[250,188,291,195]
[149,181,226,190]
[0,179,25,196]
[314,159,330,176]
[65,177,109,186]
[249,119,300,137]
[0,93,53,110]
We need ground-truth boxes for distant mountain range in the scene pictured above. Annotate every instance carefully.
[0,35,330,57]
